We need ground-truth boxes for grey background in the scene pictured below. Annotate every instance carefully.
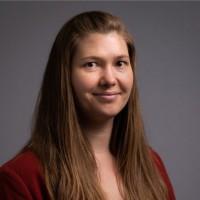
[0,2,199,199]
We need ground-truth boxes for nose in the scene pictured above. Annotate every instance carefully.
[99,66,116,87]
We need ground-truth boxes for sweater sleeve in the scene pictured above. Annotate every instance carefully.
[151,150,176,200]
[0,166,33,200]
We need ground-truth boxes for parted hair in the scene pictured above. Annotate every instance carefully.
[26,11,167,200]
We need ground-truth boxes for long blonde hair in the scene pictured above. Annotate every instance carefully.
[27,11,167,199]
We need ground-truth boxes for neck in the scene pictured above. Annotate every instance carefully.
[80,117,114,155]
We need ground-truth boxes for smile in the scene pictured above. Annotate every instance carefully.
[93,92,121,101]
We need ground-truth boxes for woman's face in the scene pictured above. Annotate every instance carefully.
[71,32,133,122]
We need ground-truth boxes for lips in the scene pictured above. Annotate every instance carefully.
[92,92,121,101]
[93,92,120,95]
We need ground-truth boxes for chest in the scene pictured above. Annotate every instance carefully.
[96,155,123,200]
[99,168,123,200]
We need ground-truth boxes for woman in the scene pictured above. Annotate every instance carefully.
[0,11,175,200]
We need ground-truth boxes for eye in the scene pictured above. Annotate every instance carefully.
[116,60,129,68]
[83,61,97,68]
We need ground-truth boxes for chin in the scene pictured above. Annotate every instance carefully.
[94,108,123,119]
[81,103,126,122]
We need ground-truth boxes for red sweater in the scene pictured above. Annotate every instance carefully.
[0,149,175,200]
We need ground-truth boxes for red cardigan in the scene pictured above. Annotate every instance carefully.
[0,149,175,200]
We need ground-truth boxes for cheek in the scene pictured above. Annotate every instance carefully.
[72,72,97,97]
[121,70,134,92]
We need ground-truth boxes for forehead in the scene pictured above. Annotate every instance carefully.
[74,32,129,59]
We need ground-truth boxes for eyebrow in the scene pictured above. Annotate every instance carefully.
[80,55,130,61]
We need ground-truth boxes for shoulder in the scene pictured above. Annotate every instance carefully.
[149,148,176,200]
[1,150,40,173]
[149,148,172,183]
[0,149,49,199]
[150,148,168,173]
[0,150,43,185]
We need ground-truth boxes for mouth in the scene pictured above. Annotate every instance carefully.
[92,92,121,101]
[93,91,121,95]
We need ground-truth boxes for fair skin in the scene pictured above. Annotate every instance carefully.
[71,32,133,200]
